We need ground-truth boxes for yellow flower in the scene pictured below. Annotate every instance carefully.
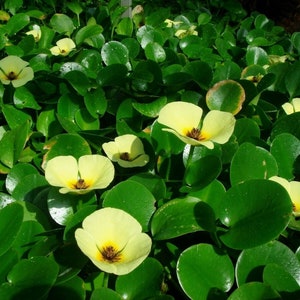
[175,25,198,39]
[164,18,183,28]
[75,207,152,275]
[102,134,149,168]
[50,38,76,56]
[0,56,34,88]
[269,176,300,216]
[282,98,300,115]
[26,25,41,41]
[44,155,115,194]
[157,101,236,149]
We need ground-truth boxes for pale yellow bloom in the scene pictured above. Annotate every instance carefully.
[157,101,236,149]
[269,176,300,216]
[282,98,300,115]
[164,19,183,28]
[175,25,198,39]
[50,38,76,56]
[26,25,41,41]
[102,134,149,168]
[0,56,34,88]
[75,207,152,275]
[44,155,114,194]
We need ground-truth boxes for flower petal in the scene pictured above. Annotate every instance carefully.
[117,154,149,168]
[0,56,28,74]
[11,67,34,88]
[50,46,61,56]
[102,141,120,161]
[289,181,300,213]
[75,228,100,262]
[45,156,78,189]
[81,207,142,247]
[200,110,235,144]
[158,102,203,136]
[78,155,114,190]
[292,98,300,112]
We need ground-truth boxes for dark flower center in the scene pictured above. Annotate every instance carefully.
[120,152,130,161]
[7,71,17,80]
[74,179,88,189]
[100,245,122,263]
[187,128,201,140]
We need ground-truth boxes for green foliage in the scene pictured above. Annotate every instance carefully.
[0,0,300,299]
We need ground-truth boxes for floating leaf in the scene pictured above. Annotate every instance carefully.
[219,179,292,249]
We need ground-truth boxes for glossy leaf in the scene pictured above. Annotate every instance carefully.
[151,196,215,240]
[270,133,300,180]
[236,240,300,286]
[103,180,156,231]
[0,256,59,299]
[115,258,164,299]
[219,179,293,249]
[101,41,129,65]
[230,142,278,186]
[0,202,23,256]
[177,243,234,300]
[206,79,245,115]
[228,282,281,300]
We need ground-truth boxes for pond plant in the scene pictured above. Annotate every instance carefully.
[1,0,300,299]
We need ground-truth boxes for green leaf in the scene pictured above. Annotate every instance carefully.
[75,108,99,130]
[64,70,90,96]
[5,13,30,35]
[83,87,107,118]
[246,46,269,65]
[206,79,245,115]
[151,196,215,240]
[236,240,300,286]
[183,60,213,89]
[263,263,300,297]
[115,258,164,299]
[0,202,23,256]
[219,179,293,249]
[228,282,281,300]
[47,188,95,226]
[5,163,39,195]
[97,64,128,86]
[0,256,59,299]
[145,42,166,62]
[115,17,133,36]
[101,41,129,65]
[132,96,167,118]
[270,133,300,180]
[2,104,32,129]
[50,13,75,35]
[230,142,278,186]
[75,24,103,46]
[177,243,234,300]
[43,133,91,165]
[47,276,85,300]
[0,249,18,284]
[103,180,156,232]
[183,155,222,191]
[91,288,122,300]
[0,121,30,169]
[271,112,300,141]
[285,61,300,98]
[233,118,260,144]
[13,86,41,110]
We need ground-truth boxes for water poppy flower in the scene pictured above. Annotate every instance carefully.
[102,134,149,168]
[26,25,41,41]
[269,176,300,216]
[50,38,76,56]
[75,207,152,275]
[44,155,115,194]
[0,56,34,88]
[157,101,236,149]
[282,98,300,115]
